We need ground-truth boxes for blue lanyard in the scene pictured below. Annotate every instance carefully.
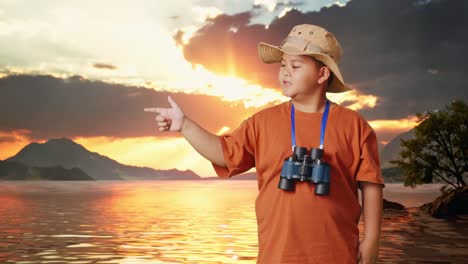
[291,100,330,150]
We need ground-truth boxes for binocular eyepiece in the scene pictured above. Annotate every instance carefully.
[278,146,330,195]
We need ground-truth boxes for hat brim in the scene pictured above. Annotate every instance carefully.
[258,42,352,93]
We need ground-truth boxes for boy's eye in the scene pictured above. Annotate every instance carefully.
[292,65,300,69]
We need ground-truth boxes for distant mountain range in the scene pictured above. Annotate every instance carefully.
[378,129,416,182]
[0,160,93,180]
[203,172,257,180]
[380,129,415,168]
[0,130,414,181]
[3,138,201,180]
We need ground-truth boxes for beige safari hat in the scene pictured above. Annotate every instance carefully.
[258,24,351,93]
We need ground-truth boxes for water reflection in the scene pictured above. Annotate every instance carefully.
[0,181,466,263]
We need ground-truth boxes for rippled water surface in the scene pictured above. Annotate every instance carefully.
[0,181,467,263]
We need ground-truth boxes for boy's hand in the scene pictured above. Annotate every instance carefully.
[357,239,378,264]
[144,96,185,132]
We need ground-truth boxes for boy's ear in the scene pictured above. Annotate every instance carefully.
[317,66,331,85]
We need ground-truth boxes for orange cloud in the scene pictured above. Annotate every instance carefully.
[327,89,378,111]
[368,116,419,132]
[368,116,419,143]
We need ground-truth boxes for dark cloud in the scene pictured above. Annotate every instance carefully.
[0,74,263,140]
[0,136,17,143]
[178,0,468,120]
[274,1,305,10]
[93,63,117,70]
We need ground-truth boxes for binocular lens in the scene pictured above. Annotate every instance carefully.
[310,148,323,160]
[315,183,329,195]
[278,178,295,191]
[294,146,307,157]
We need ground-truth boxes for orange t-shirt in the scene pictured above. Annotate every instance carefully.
[212,100,385,264]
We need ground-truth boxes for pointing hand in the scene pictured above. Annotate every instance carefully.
[144,96,185,132]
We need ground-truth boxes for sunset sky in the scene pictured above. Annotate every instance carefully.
[1,0,466,177]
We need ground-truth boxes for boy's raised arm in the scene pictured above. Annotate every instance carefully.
[144,96,227,168]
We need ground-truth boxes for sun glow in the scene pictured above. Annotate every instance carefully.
[73,136,218,177]
[145,61,289,109]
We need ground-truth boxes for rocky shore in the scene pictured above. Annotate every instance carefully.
[420,186,468,218]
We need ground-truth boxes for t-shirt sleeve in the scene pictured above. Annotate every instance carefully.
[355,124,386,188]
[211,116,256,178]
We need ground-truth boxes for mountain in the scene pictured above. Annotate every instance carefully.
[5,134,414,181]
[378,129,416,183]
[381,167,404,183]
[380,129,415,168]
[203,172,257,180]
[6,138,201,180]
[0,160,93,180]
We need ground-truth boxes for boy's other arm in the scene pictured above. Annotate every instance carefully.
[144,96,227,168]
[358,181,383,264]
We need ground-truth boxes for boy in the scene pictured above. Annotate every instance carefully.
[145,24,384,264]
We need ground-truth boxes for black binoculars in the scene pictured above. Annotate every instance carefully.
[278,146,331,195]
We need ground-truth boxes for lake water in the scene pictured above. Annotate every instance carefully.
[0,181,467,263]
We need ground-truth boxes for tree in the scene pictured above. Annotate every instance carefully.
[391,100,468,190]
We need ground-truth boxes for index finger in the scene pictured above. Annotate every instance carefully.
[144,107,161,113]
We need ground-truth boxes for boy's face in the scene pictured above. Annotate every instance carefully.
[279,53,325,99]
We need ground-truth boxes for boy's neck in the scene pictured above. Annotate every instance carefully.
[291,93,328,113]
